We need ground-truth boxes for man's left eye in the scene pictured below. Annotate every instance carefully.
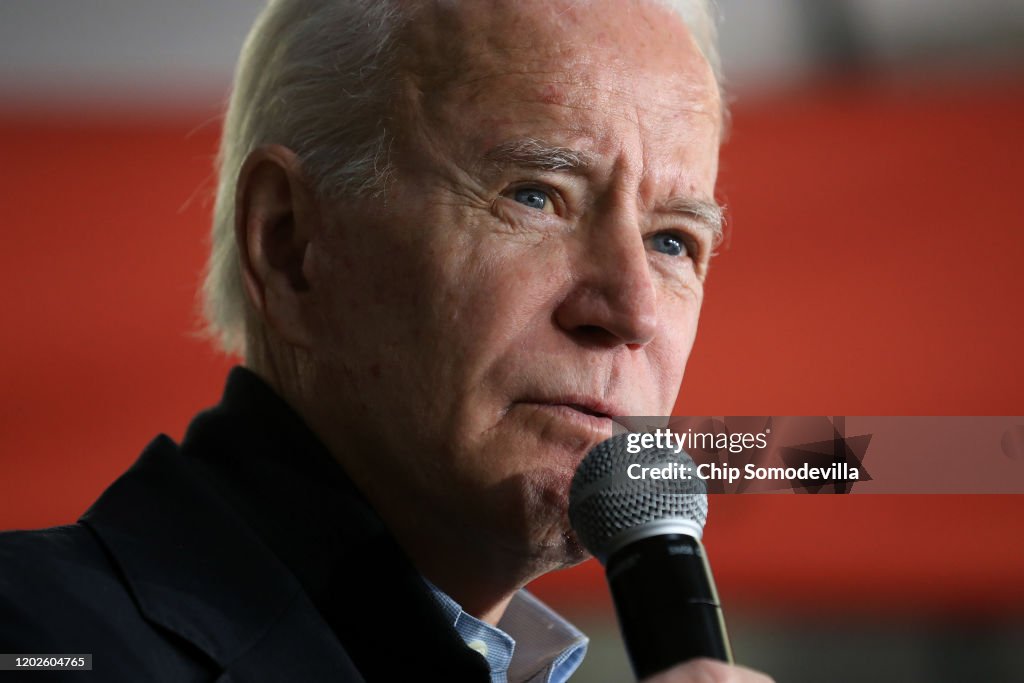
[512,187,553,212]
[649,233,688,257]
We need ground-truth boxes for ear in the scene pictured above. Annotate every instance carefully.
[234,144,319,349]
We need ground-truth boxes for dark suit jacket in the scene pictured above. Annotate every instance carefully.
[0,368,491,681]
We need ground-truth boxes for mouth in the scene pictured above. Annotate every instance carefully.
[561,403,610,419]
[505,397,623,518]
[515,397,621,435]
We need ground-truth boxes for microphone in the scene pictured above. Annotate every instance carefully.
[568,433,732,679]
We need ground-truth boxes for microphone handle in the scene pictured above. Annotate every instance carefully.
[605,533,733,680]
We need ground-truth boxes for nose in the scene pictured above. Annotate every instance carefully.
[554,205,658,349]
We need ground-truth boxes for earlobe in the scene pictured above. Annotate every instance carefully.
[235,144,318,349]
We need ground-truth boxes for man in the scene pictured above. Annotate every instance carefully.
[1,0,770,680]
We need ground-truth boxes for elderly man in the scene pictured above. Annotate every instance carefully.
[1,0,770,681]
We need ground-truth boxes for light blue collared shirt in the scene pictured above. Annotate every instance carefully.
[428,583,588,683]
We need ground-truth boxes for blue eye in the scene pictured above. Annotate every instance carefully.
[512,187,551,211]
[650,233,688,257]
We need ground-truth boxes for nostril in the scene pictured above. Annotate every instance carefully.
[553,284,657,348]
[571,324,618,348]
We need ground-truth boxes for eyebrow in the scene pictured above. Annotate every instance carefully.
[663,196,725,246]
[483,137,595,172]
[483,137,724,245]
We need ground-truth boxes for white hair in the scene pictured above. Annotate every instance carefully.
[201,0,723,357]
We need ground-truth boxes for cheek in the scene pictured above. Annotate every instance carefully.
[303,226,449,401]
[651,294,703,404]
[440,237,569,344]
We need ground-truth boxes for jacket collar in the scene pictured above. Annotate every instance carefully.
[80,368,488,680]
[81,435,361,678]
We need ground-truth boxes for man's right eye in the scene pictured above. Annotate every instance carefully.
[511,187,555,213]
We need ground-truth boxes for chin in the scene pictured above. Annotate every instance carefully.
[496,465,591,571]
[555,529,592,567]
[523,526,592,578]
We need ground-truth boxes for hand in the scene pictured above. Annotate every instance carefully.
[641,658,774,683]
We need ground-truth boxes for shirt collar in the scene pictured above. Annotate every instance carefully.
[427,582,589,683]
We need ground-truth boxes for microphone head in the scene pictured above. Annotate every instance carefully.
[568,432,708,563]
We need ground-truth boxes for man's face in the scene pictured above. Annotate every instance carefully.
[303,0,722,573]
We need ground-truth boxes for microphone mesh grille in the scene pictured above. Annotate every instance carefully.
[568,432,708,560]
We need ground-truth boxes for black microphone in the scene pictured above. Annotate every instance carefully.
[568,433,732,680]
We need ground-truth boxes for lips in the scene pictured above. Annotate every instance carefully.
[521,392,621,414]
[516,395,624,431]
[560,402,611,420]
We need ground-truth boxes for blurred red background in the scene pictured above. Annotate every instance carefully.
[1,77,1022,620]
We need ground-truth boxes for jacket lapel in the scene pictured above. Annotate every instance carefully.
[81,436,362,681]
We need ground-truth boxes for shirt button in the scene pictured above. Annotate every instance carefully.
[467,639,488,657]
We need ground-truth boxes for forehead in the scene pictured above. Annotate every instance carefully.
[402,0,721,165]
[407,0,705,73]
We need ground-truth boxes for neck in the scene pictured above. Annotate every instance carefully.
[361,478,553,625]
[335,454,559,625]
[396,529,539,625]
[253,353,569,626]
